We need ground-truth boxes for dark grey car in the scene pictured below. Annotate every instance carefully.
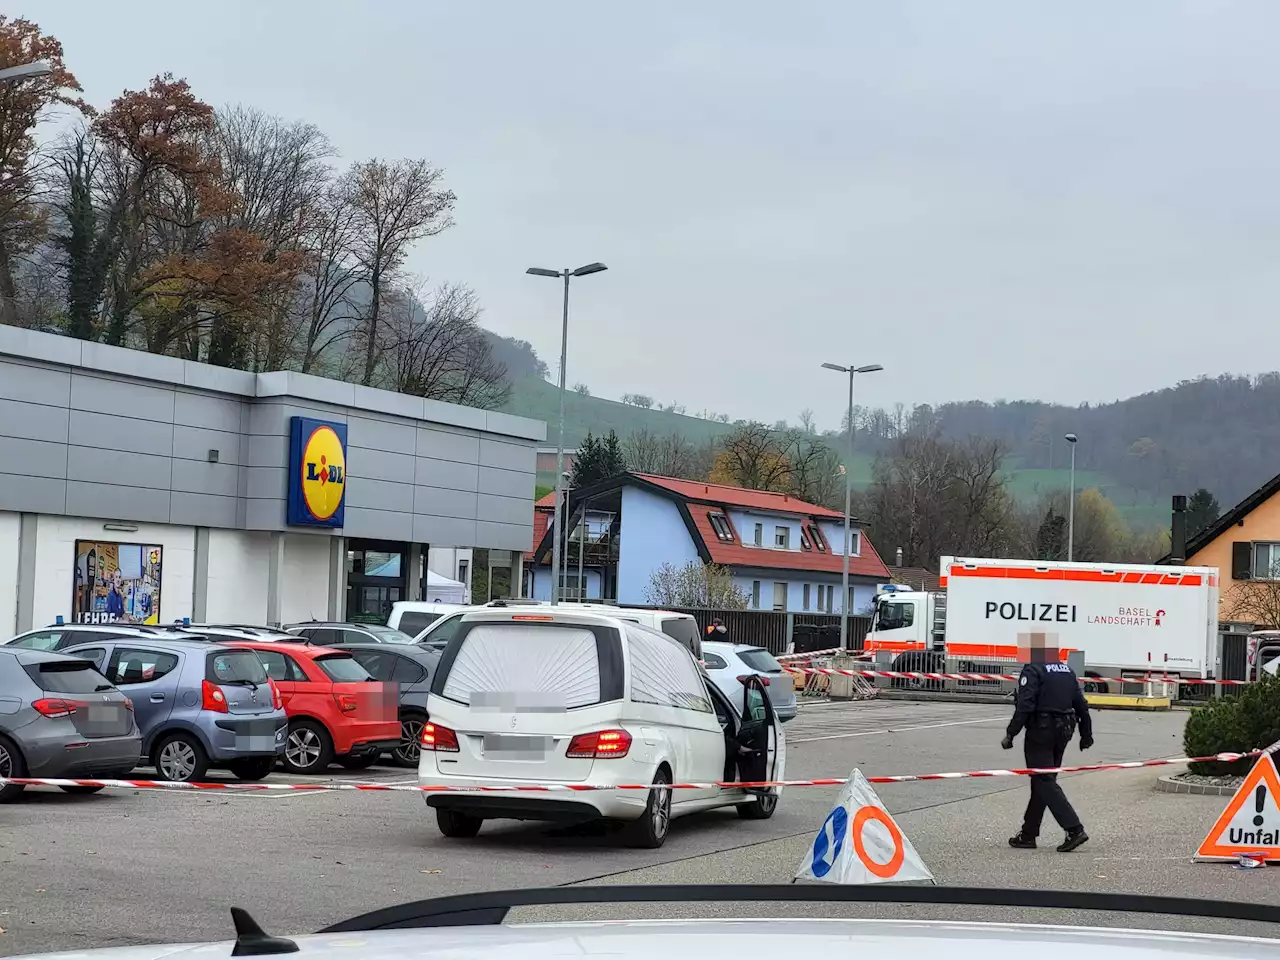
[285,622,416,645]
[334,644,438,767]
[0,647,142,802]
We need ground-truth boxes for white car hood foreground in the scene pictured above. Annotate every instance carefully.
[16,918,1280,960]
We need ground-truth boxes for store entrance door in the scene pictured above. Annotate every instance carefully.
[346,540,408,623]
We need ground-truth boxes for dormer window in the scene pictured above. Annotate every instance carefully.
[811,525,828,553]
[708,513,735,542]
[800,528,813,551]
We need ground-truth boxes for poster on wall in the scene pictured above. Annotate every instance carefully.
[71,541,163,625]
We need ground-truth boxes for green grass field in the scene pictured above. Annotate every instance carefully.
[510,378,1163,528]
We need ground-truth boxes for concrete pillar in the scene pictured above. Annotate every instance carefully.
[513,553,524,598]
[327,536,346,620]
[15,513,37,633]
[407,542,423,603]
[192,528,211,622]
[265,532,285,627]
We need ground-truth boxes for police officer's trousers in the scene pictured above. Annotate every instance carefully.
[1021,715,1082,837]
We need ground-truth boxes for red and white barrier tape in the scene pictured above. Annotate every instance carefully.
[783,666,1253,686]
[776,648,847,662]
[0,752,1253,794]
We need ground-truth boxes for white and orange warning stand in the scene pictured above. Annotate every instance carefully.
[795,769,934,884]
[1195,753,1280,862]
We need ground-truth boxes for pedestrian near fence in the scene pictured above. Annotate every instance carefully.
[1002,631,1092,852]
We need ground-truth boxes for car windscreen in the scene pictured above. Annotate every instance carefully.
[363,624,415,644]
[207,650,269,684]
[396,612,442,636]
[24,660,113,694]
[315,654,372,682]
[433,620,623,708]
[738,648,783,673]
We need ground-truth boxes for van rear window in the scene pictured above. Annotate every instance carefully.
[436,622,614,709]
[659,617,701,656]
[396,612,441,637]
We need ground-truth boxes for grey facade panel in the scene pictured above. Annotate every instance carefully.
[342,506,414,541]
[171,491,239,528]
[344,476,416,513]
[478,466,535,500]
[475,519,534,552]
[0,436,67,480]
[415,456,479,492]
[347,415,417,455]
[479,437,536,473]
[69,373,175,424]
[172,459,240,498]
[66,481,171,523]
[0,396,69,444]
[0,326,545,548]
[0,359,70,406]
[0,474,66,514]
[69,410,174,457]
[67,445,172,490]
[413,485,478,520]
[477,493,535,528]
[416,427,480,464]
[173,425,241,467]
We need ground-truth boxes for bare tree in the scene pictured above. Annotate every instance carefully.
[1223,579,1280,630]
[644,561,748,609]
[378,280,510,409]
[798,408,816,434]
[623,428,703,479]
[710,421,793,492]
[784,432,842,509]
[298,183,362,373]
[345,158,455,385]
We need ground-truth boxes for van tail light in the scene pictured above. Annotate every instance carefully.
[267,678,282,710]
[201,679,228,714]
[566,729,632,759]
[32,697,87,719]
[737,675,770,686]
[334,692,358,713]
[420,722,459,752]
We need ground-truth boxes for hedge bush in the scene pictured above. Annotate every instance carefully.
[1184,674,1280,775]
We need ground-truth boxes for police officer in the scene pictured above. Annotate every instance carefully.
[1002,632,1092,852]
[705,618,728,640]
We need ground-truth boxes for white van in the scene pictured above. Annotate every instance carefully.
[387,601,470,640]
[418,608,785,848]
[411,602,702,659]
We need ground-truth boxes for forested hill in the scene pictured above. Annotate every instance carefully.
[853,373,1280,509]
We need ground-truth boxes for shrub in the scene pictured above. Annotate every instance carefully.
[1184,674,1280,775]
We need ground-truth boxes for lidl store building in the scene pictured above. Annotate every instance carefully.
[0,326,544,636]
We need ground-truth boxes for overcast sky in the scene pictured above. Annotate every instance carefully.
[37,1,1280,429]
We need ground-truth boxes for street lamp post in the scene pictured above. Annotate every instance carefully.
[0,61,53,83]
[821,361,884,650]
[526,262,608,605]
[1065,433,1078,562]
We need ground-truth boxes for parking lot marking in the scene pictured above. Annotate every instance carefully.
[790,715,1007,744]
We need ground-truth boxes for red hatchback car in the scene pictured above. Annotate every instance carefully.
[226,641,399,774]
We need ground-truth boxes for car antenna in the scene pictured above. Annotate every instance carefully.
[230,907,299,955]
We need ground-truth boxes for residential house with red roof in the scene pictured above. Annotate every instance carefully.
[526,472,891,614]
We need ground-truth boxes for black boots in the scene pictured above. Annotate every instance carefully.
[1057,828,1089,852]
[1008,833,1036,849]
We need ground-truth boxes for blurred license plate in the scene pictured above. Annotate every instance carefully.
[482,735,550,759]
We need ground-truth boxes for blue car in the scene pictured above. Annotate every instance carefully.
[61,638,287,782]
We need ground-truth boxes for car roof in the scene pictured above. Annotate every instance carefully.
[222,639,344,657]
[331,642,437,658]
[0,645,96,666]
[702,640,767,654]
[63,638,229,654]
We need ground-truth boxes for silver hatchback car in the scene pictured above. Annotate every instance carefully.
[0,646,141,802]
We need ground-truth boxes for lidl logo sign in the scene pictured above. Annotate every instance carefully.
[287,417,348,528]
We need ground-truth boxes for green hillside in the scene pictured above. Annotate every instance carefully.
[507,376,1165,526]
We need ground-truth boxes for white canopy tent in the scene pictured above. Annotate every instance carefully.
[426,569,468,604]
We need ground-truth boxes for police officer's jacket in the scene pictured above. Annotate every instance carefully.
[1006,661,1093,739]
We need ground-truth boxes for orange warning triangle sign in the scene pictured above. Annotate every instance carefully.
[1195,754,1280,861]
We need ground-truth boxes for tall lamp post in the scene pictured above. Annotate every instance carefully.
[821,361,884,649]
[526,262,608,604]
[0,61,52,83]
[1065,433,1078,561]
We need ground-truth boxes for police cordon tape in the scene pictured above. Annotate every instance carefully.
[0,752,1255,794]
[782,666,1254,685]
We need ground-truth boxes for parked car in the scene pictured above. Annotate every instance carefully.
[387,601,470,639]
[178,623,299,643]
[412,603,703,659]
[223,641,400,774]
[0,647,142,801]
[701,640,798,722]
[5,621,208,651]
[60,639,287,782]
[336,644,440,767]
[419,608,785,848]
[285,621,416,645]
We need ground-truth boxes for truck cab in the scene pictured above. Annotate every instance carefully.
[866,585,946,654]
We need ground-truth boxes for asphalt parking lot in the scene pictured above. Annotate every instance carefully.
[2,699,1278,955]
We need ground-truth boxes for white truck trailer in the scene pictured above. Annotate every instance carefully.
[865,556,1220,680]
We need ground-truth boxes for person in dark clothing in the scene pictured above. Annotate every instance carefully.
[1002,631,1093,852]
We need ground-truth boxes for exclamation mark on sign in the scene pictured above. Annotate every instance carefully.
[1254,785,1266,827]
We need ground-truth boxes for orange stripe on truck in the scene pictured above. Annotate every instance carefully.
[947,566,1204,587]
